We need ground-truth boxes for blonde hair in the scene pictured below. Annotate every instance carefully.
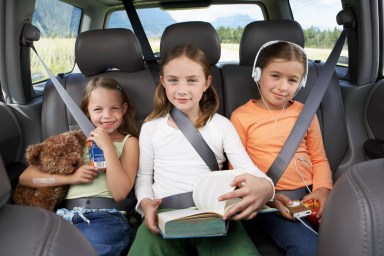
[146,44,219,128]
[80,76,139,137]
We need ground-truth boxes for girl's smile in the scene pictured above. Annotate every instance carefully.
[99,120,116,129]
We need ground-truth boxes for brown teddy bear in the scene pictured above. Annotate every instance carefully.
[13,130,86,211]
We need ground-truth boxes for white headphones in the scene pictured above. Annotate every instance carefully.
[252,40,308,89]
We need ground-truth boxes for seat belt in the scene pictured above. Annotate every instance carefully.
[267,9,354,186]
[122,0,160,85]
[21,23,94,137]
[159,108,219,209]
[170,107,220,171]
[32,45,95,137]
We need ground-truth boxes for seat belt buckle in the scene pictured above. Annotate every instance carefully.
[88,141,106,173]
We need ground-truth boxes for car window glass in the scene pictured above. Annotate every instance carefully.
[107,4,263,63]
[290,0,347,66]
[30,0,82,85]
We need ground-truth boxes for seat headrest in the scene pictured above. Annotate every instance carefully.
[0,156,11,208]
[318,159,384,255]
[76,28,144,77]
[240,20,305,66]
[160,21,221,65]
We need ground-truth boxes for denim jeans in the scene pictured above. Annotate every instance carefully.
[255,212,317,256]
[72,210,131,256]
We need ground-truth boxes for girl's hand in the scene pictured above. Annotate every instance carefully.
[219,173,274,220]
[268,193,295,220]
[141,198,162,234]
[88,127,113,151]
[302,187,330,219]
[69,165,99,184]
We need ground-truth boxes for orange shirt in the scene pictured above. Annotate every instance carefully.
[230,99,332,191]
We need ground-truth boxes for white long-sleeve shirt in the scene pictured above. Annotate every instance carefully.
[135,113,273,213]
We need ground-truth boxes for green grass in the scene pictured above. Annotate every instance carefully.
[31,37,76,83]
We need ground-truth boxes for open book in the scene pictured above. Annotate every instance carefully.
[157,170,241,239]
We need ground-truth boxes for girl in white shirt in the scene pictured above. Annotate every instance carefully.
[129,44,274,256]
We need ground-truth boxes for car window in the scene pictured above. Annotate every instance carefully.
[290,0,347,66]
[107,4,263,63]
[30,0,82,85]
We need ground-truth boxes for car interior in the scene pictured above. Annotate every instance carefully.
[1,0,384,255]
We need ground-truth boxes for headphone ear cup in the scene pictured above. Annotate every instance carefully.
[253,67,262,82]
[300,74,307,89]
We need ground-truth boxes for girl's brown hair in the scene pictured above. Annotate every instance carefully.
[145,44,219,128]
[80,76,139,138]
[257,41,307,76]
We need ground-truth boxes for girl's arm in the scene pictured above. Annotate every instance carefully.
[301,116,332,218]
[218,118,275,220]
[106,136,138,201]
[306,116,333,191]
[19,164,98,188]
[134,122,157,214]
[89,128,139,201]
[134,122,162,233]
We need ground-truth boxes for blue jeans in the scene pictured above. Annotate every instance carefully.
[255,213,317,256]
[72,211,131,256]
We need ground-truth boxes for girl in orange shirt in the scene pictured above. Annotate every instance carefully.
[231,41,332,256]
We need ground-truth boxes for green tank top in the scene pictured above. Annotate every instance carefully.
[65,135,131,199]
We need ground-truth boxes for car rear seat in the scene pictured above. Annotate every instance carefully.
[41,28,157,140]
[363,80,384,159]
[0,154,97,255]
[40,28,157,232]
[159,21,225,115]
[318,158,384,256]
[221,19,348,177]
[221,20,349,255]
[0,102,26,191]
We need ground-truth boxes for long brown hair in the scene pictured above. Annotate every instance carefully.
[80,76,139,137]
[145,44,219,128]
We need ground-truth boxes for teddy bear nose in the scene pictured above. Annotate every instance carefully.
[72,161,79,168]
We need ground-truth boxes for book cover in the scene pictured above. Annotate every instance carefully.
[157,170,240,239]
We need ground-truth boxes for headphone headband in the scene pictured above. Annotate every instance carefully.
[251,40,308,88]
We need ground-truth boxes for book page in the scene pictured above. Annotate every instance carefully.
[192,170,240,215]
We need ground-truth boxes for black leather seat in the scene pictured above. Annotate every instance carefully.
[318,158,384,256]
[0,102,27,191]
[159,21,225,115]
[363,80,384,159]
[0,155,96,256]
[42,28,157,139]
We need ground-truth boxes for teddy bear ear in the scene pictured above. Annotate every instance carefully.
[26,143,42,166]
[74,130,87,144]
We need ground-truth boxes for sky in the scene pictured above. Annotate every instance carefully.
[168,0,342,30]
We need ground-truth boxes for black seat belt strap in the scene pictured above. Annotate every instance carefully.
[170,107,219,171]
[159,108,219,209]
[267,10,353,185]
[122,0,160,85]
